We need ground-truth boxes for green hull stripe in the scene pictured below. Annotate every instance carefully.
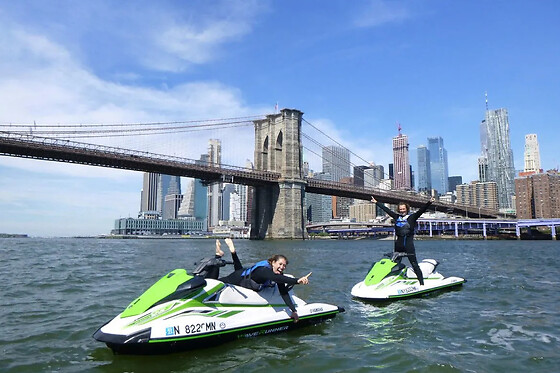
[126,283,225,327]
[148,310,340,343]
[218,310,244,318]
[121,269,194,318]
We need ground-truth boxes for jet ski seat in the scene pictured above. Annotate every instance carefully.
[406,259,439,279]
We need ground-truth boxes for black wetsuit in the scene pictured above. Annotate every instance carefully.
[207,252,299,312]
[375,200,432,285]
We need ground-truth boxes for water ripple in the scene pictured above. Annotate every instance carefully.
[1,238,560,372]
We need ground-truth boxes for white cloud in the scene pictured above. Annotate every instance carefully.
[353,0,411,28]
[0,8,269,236]
[130,1,267,72]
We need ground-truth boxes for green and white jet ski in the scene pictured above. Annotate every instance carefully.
[93,258,344,354]
[351,253,465,301]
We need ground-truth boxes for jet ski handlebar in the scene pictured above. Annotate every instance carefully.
[383,252,411,261]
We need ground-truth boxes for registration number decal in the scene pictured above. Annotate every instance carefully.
[397,286,418,295]
[185,322,216,335]
[164,322,217,337]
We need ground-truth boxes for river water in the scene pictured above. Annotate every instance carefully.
[1,238,559,372]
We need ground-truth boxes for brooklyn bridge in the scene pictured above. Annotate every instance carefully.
[0,108,500,239]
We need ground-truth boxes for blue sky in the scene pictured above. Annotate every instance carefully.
[1,0,559,236]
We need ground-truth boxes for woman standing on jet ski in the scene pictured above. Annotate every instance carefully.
[207,238,311,322]
[370,196,435,286]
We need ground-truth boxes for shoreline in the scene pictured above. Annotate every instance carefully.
[2,234,557,241]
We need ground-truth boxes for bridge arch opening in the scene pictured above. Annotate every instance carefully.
[275,130,283,150]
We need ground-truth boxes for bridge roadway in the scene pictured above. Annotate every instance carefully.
[0,132,499,218]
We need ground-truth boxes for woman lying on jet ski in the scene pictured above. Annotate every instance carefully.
[206,238,311,322]
[370,196,435,286]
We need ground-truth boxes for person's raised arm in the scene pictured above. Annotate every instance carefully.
[412,197,435,219]
[371,196,398,218]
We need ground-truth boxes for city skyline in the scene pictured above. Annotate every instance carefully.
[1,1,559,236]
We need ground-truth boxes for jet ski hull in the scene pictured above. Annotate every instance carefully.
[94,273,343,355]
[351,258,465,301]
[94,308,341,355]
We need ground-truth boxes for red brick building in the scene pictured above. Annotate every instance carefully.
[515,171,560,218]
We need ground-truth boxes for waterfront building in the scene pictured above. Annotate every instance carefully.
[480,107,516,208]
[428,136,449,195]
[392,130,411,190]
[523,134,541,174]
[417,145,431,193]
[112,217,205,236]
[207,139,222,228]
[322,145,351,182]
[515,171,560,218]
[456,181,498,211]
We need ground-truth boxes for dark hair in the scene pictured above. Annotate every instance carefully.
[268,254,289,266]
[397,202,410,213]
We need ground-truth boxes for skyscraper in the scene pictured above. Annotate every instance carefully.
[322,145,350,182]
[306,172,333,223]
[392,130,411,190]
[448,176,463,193]
[221,183,237,221]
[515,171,560,218]
[207,139,222,227]
[353,165,368,188]
[140,172,160,218]
[160,175,182,219]
[428,136,449,195]
[417,145,431,193]
[480,107,516,209]
[523,134,541,173]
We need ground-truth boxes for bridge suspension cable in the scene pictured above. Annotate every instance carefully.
[0,115,267,139]
[302,119,391,191]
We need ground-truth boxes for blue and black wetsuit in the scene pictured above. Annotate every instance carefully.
[208,253,299,312]
[375,200,433,285]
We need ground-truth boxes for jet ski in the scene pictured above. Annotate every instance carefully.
[351,253,465,301]
[93,257,344,354]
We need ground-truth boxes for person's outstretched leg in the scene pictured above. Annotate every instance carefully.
[204,240,224,279]
[225,238,243,270]
[408,254,424,286]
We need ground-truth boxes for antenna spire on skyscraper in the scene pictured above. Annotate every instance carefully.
[485,91,489,111]
[396,121,402,136]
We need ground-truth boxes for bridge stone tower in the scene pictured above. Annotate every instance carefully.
[251,108,307,239]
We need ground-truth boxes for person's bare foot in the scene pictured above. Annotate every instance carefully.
[224,238,235,253]
[215,240,224,257]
